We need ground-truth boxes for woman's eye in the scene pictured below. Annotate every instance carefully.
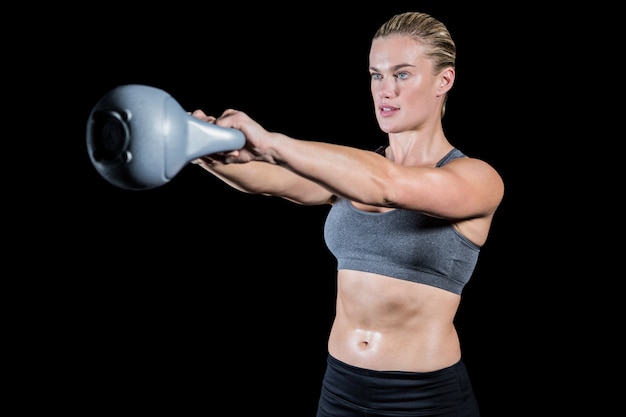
[370,73,382,80]
[396,72,409,80]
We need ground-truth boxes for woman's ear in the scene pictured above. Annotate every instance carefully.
[438,67,455,95]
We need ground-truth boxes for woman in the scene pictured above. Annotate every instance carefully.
[192,11,504,417]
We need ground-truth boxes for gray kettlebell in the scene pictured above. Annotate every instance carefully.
[86,84,245,190]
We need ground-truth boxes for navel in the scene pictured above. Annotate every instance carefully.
[355,329,382,351]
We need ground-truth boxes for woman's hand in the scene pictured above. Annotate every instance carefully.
[191,108,278,165]
[189,109,239,168]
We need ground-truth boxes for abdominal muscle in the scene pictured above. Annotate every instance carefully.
[327,269,463,373]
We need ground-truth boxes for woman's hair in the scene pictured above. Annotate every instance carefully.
[374,11,456,117]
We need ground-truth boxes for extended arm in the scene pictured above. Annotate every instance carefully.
[193,109,504,219]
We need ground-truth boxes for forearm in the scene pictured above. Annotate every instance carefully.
[193,156,334,205]
[194,158,287,194]
[266,134,393,206]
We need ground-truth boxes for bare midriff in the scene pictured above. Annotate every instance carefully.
[327,269,462,373]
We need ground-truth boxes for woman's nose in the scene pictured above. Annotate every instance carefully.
[375,79,395,99]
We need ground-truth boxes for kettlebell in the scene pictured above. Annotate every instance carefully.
[86,84,245,190]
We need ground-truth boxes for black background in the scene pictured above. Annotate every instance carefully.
[16,1,596,415]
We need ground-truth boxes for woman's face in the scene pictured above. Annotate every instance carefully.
[369,35,443,134]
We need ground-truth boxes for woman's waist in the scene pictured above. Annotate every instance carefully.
[331,271,462,372]
[327,316,461,372]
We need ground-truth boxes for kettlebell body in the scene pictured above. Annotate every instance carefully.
[86,84,245,190]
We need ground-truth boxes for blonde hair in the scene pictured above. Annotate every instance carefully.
[374,12,456,117]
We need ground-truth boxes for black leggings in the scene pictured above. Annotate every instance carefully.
[316,354,480,417]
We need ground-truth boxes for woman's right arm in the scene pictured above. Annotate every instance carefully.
[191,156,335,206]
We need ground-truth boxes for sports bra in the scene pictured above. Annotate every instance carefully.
[323,148,479,295]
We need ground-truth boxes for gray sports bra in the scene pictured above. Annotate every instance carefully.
[323,148,479,295]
